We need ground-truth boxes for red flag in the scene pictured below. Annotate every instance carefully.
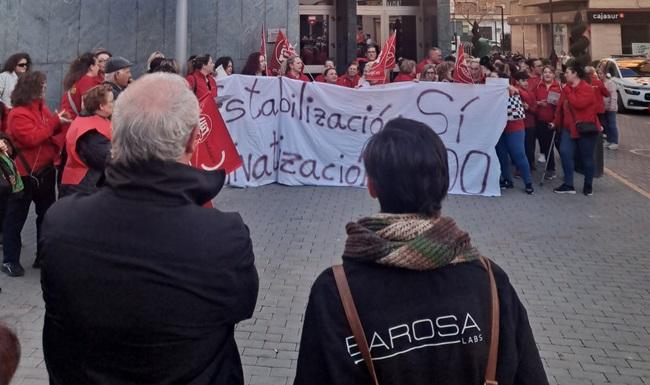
[453,43,474,84]
[365,31,396,84]
[260,25,270,76]
[192,93,242,173]
[269,29,297,76]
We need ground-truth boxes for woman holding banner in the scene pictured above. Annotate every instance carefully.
[281,56,310,82]
[241,52,267,76]
[336,62,361,88]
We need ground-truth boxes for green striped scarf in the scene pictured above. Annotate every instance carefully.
[342,213,480,270]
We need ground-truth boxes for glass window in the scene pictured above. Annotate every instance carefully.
[617,60,650,78]
[357,15,382,58]
[299,15,331,65]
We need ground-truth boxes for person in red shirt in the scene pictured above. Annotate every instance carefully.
[336,62,361,88]
[393,59,417,83]
[585,66,610,117]
[416,47,442,75]
[60,84,113,198]
[526,58,544,89]
[186,54,217,100]
[551,64,600,196]
[533,66,562,179]
[282,56,310,82]
[60,52,102,120]
[321,68,339,85]
[2,71,70,276]
[314,59,335,82]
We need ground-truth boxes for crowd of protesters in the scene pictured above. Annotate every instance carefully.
[0,45,619,269]
[0,40,619,385]
[0,61,549,385]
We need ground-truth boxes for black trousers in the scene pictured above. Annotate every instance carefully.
[536,121,556,172]
[2,167,56,264]
[524,125,537,169]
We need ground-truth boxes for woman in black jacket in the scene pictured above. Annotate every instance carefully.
[294,118,549,385]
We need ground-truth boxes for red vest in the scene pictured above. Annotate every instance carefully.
[61,115,112,185]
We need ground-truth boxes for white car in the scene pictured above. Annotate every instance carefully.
[598,56,650,112]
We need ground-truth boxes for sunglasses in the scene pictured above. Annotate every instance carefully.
[17,63,29,68]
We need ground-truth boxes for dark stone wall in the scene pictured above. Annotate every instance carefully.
[0,0,298,108]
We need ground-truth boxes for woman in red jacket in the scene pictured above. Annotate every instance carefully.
[550,64,600,196]
[393,60,417,83]
[281,56,311,82]
[186,54,217,100]
[336,62,361,88]
[2,71,69,276]
[60,52,102,120]
[533,66,562,180]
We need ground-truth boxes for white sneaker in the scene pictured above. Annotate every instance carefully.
[608,143,619,150]
[538,154,546,163]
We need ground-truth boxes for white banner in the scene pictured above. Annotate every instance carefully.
[217,75,508,196]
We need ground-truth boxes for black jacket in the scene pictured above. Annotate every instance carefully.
[40,160,259,385]
[294,260,549,385]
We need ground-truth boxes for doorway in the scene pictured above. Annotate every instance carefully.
[356,1,423,65]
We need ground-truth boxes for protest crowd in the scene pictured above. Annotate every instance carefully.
[0,28,617,385]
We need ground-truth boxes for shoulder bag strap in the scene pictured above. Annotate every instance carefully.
[66,90,80,116]
[15,149,33,176]
[332,264,380,385]
[480,256,500,385]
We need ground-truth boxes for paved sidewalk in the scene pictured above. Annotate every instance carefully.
[2,123,650,385]
[604,111,650,195]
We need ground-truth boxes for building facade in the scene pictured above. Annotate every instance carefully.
[508,0,650,60]
[0,0,451,108]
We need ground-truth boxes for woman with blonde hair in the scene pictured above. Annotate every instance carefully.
[281,56,310,82]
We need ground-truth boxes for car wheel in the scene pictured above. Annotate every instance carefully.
[617,92,626,114]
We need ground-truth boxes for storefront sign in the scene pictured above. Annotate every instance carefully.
[588,11,625,23]
[216,75,508,196]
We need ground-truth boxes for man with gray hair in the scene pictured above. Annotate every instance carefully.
[40,73,259,385]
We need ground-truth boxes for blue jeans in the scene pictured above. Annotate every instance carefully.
[496,130,532,185]
[598,111,618,144]
[558,130,598,187]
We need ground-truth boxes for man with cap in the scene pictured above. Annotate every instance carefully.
[104,57,132,100]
